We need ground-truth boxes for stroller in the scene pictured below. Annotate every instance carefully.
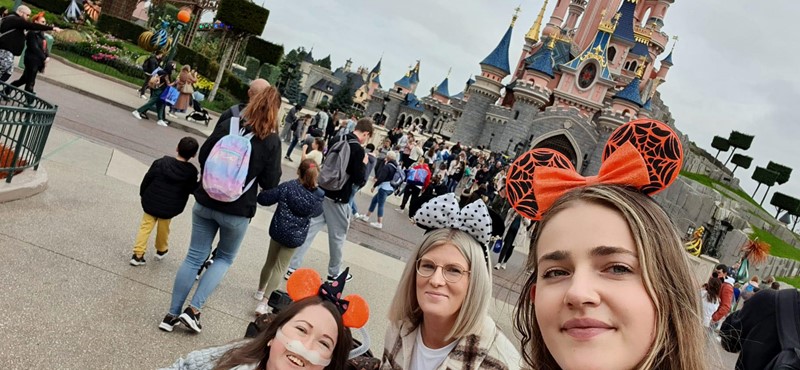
[186,93,212,126]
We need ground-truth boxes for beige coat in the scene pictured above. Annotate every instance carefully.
[380,318,521,370]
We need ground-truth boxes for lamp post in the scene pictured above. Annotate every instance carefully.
[488,133,495,150]
[165,8,192,65]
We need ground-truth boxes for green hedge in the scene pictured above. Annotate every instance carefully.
[97,14,148,43]
[245,37,283,65]
[25,0,69,13]
[174,43,248,102]
[216,0,269,35]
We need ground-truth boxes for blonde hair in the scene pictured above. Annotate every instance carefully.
[241,86,281,140]
[388,229,492,340]
[514,185,708,370]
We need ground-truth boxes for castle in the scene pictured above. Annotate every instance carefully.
[364,0,678,177]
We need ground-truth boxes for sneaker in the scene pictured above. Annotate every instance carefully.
[283,268,295,280]
[156,120,168,127]
[158,314,180,332]
[395,208,404,212]
[327,272,353,282]
[284,156,293,162]
[139,94,147,99]
[355,213,369,222]
[253,290,265,301]
[155,250,169,261]
[494,263,502,270]
[131,110,142,120]
[501,263,507,270]
[179,307,202,333]
[255,301,271,316]
[369,222,383,229]
[129,254,146,266]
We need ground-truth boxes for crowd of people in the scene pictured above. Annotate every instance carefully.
[126,80,797,370]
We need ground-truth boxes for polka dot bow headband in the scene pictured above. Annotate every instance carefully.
[413,193,493,245]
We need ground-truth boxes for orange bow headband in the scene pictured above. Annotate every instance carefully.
[286,268,370,329]
[506,119,683,220]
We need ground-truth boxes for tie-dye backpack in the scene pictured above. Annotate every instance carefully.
[202,105,256,202]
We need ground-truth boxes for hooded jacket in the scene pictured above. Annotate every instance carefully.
[257,179,324,248]
[140,156,198,219]
[721,288,789,370]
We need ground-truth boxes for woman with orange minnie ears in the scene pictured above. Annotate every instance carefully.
[509,119,711,370]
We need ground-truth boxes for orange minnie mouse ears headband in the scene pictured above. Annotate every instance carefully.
[286,267,369,329]
[506,119,684,221]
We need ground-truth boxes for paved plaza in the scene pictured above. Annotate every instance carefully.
[0,59,737,368]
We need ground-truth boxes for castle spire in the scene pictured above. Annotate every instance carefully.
[480,9,518,75]
[511,5,522,27]
[526,0,548,42]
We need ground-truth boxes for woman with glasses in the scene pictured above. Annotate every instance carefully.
[381,226,520,370]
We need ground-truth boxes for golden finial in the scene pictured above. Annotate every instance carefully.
[613,12,622,23]
[636,57,646,78]
[511,5,522,27]
[547,31,557,49]
[598,11,620,33]
[526,0,548,42]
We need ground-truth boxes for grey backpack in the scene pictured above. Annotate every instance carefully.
[318,138,359,191]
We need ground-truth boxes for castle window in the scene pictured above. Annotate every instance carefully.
[607,46,617,63]
[629,60,638,72]
[624,61,630,69]
[577,63,597,89]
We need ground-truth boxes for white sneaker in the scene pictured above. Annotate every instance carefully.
[253,290,264,301]
[501,263,507,270]
[255,301,271,316]
[355,214,369,222]
[156,120,168,127]
[494,263,501,270]
[369,222,383,229]
[139,94,147,99]
[131,110,141,120]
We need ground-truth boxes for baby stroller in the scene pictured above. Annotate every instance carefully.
[186,92,212,125]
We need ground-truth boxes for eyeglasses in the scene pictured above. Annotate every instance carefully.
[416,258,470,283]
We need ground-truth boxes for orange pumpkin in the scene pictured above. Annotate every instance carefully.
[177,8,191,23]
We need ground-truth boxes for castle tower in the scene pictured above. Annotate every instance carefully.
[517,35,557,108]
[368,57,382,95]
[638,0,672,31]
[408,60,421,92]
[514,0,549,80]
[656,48,673,81]
[542,0,571,38]
[574,0,623,51]
[431,68,451,104]
[564,0,587,31]
[393,62,419,95]
[606,0,637,75]
[551,10,618,116]
[452,9,518,145]
[344,58,353,72]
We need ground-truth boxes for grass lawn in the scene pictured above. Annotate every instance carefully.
[750,226,800,261]
[777,276,800,289]
[680,171,767,212]
[51,49,143,85]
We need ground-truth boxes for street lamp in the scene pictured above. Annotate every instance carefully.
[164,8,192,65]
[488,133,495,149]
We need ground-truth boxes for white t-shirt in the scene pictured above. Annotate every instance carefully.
[700,290,720,327]
[305,150,323,166]
[410,329,458,370]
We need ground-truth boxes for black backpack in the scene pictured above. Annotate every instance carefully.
[766,289,800,369]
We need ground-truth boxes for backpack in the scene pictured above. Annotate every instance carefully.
[406,167,429,186]
[202,105,256,202]
[142,57,157,74]
[388,163,405,188]
[318,137,359,191]
[766,289,800,369]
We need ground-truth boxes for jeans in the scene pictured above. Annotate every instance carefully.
[286,135,300,157]
[368,188,393,218]
[288,198,350,277]
[349,186,361,215]
[447,178,459,193]
[169,203,250,316]
[137,88,166,121]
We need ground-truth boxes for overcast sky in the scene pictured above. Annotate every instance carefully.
[258,0,800,210]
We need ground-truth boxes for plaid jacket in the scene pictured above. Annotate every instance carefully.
[380,318,521,370]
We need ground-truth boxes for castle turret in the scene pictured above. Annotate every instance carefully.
[657,49,673,80]
[368,57,382,95]
[393,63,418,95]
[517,35,556,108]
[514,0,549,80]
[574,0,623,51]
[607,0,637,74]
[453,9,518,146]
[543,0,571,38]
[564,0,588,31]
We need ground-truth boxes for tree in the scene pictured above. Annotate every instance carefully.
[771,192,800,218]
[283,74,302,104]
[752,166,780,199]
[316,55,332,69]
[330,77,354,113]
[730,154,752,174]
[711,136,730,160]
[724,131,754,165]
[767,161,793,185]
[277,49,302,92]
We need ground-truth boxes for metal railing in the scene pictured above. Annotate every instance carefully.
[0,82,58,183]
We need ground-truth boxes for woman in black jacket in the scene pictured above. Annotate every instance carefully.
[160,87,283,334]
[6,12,49,94]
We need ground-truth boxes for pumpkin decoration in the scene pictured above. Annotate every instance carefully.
[177,7,192,23]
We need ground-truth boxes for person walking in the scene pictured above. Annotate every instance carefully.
[170,65,197,115]
[700,276,721,337]
[253,159,324,315]
[160,87,283,334]
[4,12,50,95]
[281,104,302,143]
[494,208,530,270]
[137,53,162,98]
[397,158,431,212]
[0,5,61,84]
[284,114,311,161]
[131,65,172,127]
[351,143,376,220]
[284,119,374,282]
[356,151,399,229]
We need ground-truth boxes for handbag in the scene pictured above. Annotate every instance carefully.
[181,83,194,94]
[160,86,179,106]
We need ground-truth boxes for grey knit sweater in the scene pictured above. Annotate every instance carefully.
[159,343,258,370]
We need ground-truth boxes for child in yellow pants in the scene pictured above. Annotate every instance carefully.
[130,137,199,266]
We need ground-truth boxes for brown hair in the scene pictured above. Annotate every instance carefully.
[241,86,281,140]
[31,11,45,22]
[354,118,374,136]
[514,185,708,370]
[312,137,325,151]
[704,276,721,303]
[214,296,352,370]
[298,158,319,190]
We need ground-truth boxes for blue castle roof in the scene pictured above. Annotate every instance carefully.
[435,77,450,97]
[371,59,382,74]
[661,51,674,66]
[527,45,555,78]
[642,98,652,111]
[480,26,513,74]
[614,77,644,107]
[630,41,649,57]
[409,71,419,85]
[395,75,412,89]
[612,0,637,43]
[373,75,381,87]
[404,93,425,111]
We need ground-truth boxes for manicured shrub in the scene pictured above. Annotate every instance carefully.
[244,37,283,65]
[216,0,269,35]
[25,0,69,13]
[97,14,148,43]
